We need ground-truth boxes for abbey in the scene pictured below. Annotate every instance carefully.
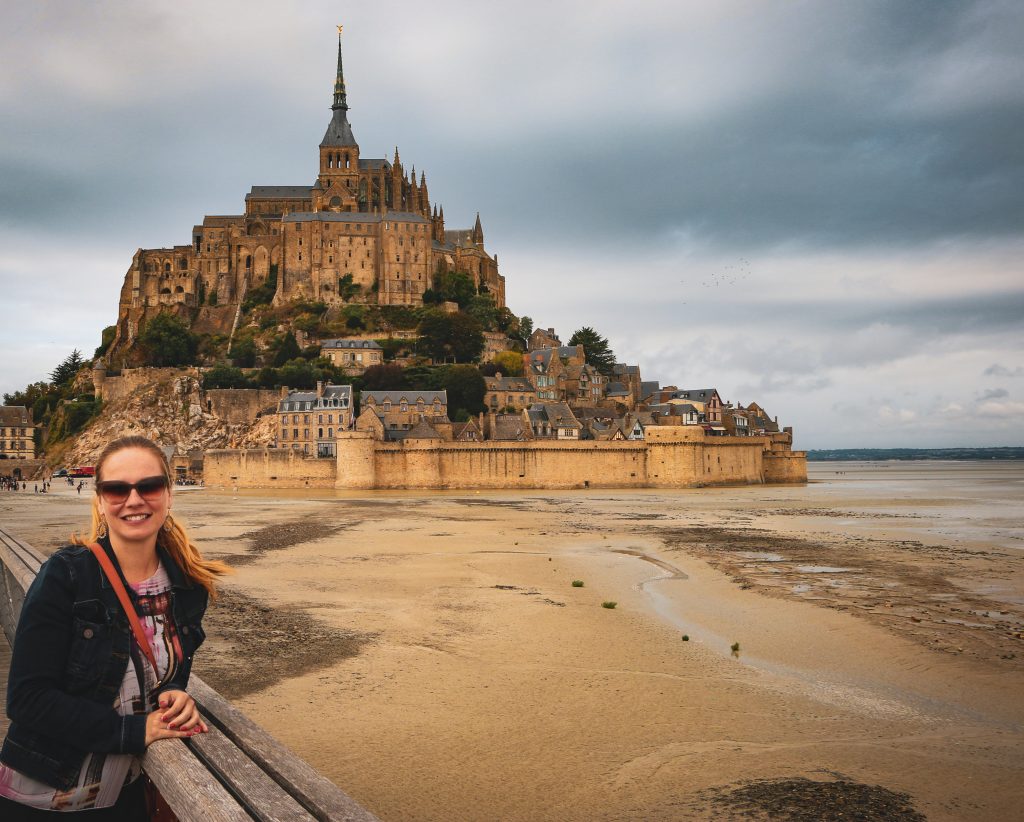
[110,34,504,352]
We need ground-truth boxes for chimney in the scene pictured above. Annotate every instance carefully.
[317,381,324,398]
[280,385,290,399]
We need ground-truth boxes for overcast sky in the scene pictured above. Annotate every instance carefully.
[2,0,1022,449]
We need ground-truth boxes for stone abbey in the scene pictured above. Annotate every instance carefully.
[109,34,504,354]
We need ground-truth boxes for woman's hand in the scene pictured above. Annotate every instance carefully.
[144,690,209,746]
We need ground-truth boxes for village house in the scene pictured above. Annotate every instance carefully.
[526,402,582,440]
[484,412,531,441]
[485,372,537,412]
[524,348,568,401]
[562,360,606,406]
[667,388,724,426]
[744,402,781,435]
[528,328,561,350]
[276,382,353,456]
[612,363,643,408]
[359,390,448,436]
[319,339,383,374]
[722,405,752,437]
[0,406,34,459]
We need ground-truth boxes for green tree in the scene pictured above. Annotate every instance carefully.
[491,350,524,376]
[4,382,52,408]
[442,365,486,417]
[95,326,117,359]
[569,326,616,377]
[203,364,250,389]
[273,331,301,367]
[338,274,360,301]
[432,271,476,308]
[138,314,198,367]
[418,311,485,364]
[466,295,499,331]
[519,315,534,340]
[50,350,85,388]
[228,336,257,368]
[361,363,407,391]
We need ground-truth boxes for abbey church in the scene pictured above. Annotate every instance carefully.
[109,34,504,354]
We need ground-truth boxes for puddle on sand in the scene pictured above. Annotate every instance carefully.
[737,551,785,562]
[796,565,855,573]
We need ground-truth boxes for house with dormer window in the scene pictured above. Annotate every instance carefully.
[276,382,353,456]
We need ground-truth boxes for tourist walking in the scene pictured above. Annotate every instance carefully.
[0,435,230,819]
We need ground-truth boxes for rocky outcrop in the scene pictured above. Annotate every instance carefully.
[65,371,274,464]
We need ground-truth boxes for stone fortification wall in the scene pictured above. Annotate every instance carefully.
[763,451,808,483]
[362,440,649,490]
[204,389,281,424]
[206,427,807,490]
[0,459,47,481]
[204,448,336,489]
[95,368,202,405]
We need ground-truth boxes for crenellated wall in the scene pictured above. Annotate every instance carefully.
[205,427,807,490]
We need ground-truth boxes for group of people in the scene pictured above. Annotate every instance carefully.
[0,478,88,494]
[0,477,27,491]
[0,436,228,819]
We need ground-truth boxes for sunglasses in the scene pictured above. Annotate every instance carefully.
[96,475,169,504]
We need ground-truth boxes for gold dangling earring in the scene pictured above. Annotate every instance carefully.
[163,514,174,533]
[96,516,108,539]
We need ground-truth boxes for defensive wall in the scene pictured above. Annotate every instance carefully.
[0,459,47,481]
[204,389,281,424]
[204,426,807,490]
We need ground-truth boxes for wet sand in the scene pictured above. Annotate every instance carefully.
[2,462,1022,820]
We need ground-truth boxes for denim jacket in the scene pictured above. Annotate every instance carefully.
[1,538,208,790]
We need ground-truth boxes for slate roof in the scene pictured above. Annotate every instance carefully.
[282,212,428,224]
[359,158,389,170]
[526,348,554,374]
[321,339,383,350]
[640,381,660,401]
[320,109,358,147]
[405,419,443,440]
[672,388,719,402]
[278,384,352,412]
[0,406,30,426]
[247,186,312,200]
[362,390,447,406]
[491,415,529,441]
[605,382,630,397]
[485,375,534,392]
[444,229,476,247]
[613,364,640,375]
[528,403,582,429]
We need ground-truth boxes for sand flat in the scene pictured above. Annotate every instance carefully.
[2,462,1022,820]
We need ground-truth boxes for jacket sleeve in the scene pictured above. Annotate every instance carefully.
[5,554,147,755]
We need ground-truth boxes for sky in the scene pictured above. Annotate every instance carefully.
[1,0,1022,449]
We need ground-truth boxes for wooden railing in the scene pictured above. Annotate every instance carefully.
[0,529,379,822]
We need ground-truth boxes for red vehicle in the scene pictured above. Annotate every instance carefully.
[68,466,95,478]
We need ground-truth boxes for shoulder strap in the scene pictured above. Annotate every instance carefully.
[88,542,159,673]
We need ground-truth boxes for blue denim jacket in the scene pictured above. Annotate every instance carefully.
[1,538,208,790]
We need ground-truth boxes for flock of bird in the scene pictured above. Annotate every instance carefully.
[677,258,753,303]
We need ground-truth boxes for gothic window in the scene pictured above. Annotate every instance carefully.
[164,262,171,273]
[245,255,252,269]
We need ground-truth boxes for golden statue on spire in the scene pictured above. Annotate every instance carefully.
[337,24,344,35]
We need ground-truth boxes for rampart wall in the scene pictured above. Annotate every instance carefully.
[204,448,336,489]
[95,368,202,405]
[204,389,281,424]
[0,460,47,481]
[205,427,807,490]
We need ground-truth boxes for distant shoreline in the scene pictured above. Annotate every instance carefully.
[807,447,1024,461]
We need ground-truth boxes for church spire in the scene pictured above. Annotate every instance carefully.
[332,28,349,112]
[320,27,357,148]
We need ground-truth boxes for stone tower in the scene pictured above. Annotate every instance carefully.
[314,33,361,212]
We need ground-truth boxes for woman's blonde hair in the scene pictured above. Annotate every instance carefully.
[74,435,230,598]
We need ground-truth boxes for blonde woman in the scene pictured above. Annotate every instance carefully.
[1,436,229,819]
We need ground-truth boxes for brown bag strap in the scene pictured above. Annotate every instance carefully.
[88,542,159,673]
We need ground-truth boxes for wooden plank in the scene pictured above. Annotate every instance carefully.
[190,675,379,821]
[188,727,318,822]
[142,738,253,822]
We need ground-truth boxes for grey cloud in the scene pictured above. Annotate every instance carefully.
[978,388,1009,400]
[983,363,1024,377]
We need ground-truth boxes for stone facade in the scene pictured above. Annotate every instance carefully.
[319,339,383,374]
[204,426,807,490]
[276,383,354,457]
[106,33,505,361]
[0,406,34,459]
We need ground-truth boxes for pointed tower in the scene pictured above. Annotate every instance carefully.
[419,171,429,215]
[315,29,360,211]
[472,213,484,246]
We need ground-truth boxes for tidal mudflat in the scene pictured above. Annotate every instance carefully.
[2,461,1022,821]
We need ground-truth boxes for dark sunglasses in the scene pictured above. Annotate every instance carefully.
[96,475,169,504]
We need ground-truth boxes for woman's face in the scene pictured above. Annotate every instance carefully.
[97,447,171,549]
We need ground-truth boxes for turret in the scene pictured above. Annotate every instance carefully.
[316,29,360,211]
[472,213,484,246]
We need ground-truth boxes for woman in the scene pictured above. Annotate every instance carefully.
[1,436,229,818]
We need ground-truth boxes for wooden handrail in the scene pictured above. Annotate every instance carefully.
[0,529,378,822]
